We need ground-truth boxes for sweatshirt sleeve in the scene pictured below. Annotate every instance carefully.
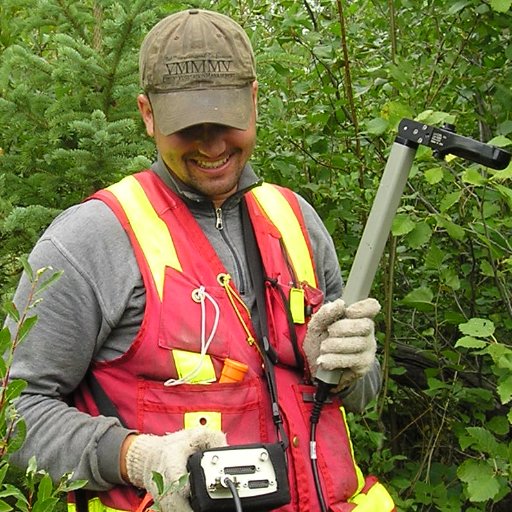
[295,194,383,412]
[5,201,140,489]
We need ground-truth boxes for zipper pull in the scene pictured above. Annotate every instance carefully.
[215,207,223,230]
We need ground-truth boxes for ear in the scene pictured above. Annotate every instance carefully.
[251,81,259,118]
[137,94,154,137]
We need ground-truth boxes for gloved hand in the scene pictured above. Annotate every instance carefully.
[303,297,381,390]
[126,427,227,512]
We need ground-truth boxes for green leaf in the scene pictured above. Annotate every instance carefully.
[436,215,465,240]
[0,464,8,486]
[392,214,415,236]
[448,1,471,14]
[35,270,64,296]
[441,266,460,290]
[17,316,38,344]
[462,168,487,186]
[497,374,512,404]
[488,135,512,147]
[402,287,434,311]
[3,303,20,323]
[416,110,455,125]
[405,221,432,248]
[455,336,487,349]
[497,352,512,371]
[19,255,34,283]
[32,498,59,512]
[486,344,512,364]
[489,0,512,13]
[426,377,449,391]
[151,471,164,495]
[479,260,494,277]
[425,243,445,269]
[487,415,509,436]
[61,479,87,492]
[460,427,500,455]
[0,500,13,512]
[490,164,512,182]
[0,327,12,358]
[457,460,501,502]
[175,473,189,492]
[381,101,413,129]
[366,117,388,136]
[492,183,512,209]
[36,473,53,502]
[5,379,27,402]
[7,416,27,454]
[424,166,444,184]
[0,485,27,503]
[440,191,462,212]
[459,318,495,338]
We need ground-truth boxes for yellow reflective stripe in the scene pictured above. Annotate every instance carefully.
[107,176,182,301]
[339,406,366,495]
[350,482,395,511]
[172,349,216,383]
[68,497,126,512]
[251,183,316,285]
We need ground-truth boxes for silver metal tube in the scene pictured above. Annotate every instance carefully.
[316,140,417,385]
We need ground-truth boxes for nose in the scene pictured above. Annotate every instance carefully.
[195,124,227,156]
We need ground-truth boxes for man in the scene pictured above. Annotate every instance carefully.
[7,9,395,512]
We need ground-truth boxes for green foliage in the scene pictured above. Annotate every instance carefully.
[0,0,162,298]
[0,262,85,511]
[1,0,511,511]
[151,471,189,511]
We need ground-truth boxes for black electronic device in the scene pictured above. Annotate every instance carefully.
[187,442,290,512]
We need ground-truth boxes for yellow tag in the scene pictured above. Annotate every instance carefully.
[184,411,222,431]
[290,288,305,324]
[172,349,216,383]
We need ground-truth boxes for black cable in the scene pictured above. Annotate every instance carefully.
[309,382,333,512]
[224,477,243,512]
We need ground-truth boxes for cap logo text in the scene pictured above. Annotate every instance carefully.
[163,58,234,83]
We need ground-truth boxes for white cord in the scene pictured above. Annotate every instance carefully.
[164,286,220,386]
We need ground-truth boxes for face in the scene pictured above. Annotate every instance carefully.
[138,82,258,207]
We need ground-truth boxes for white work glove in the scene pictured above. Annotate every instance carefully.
[126,427,227,512]
[303,297,381,390]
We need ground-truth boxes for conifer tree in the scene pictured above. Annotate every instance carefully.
[0,0,184,297]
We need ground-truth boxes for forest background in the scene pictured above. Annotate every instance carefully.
[0,0,511,511]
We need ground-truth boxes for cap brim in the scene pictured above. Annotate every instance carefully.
[149,85,253,136]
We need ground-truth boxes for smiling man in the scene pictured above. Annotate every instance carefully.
[7,8,395,512]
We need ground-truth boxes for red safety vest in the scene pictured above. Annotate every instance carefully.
[71,171,395,512]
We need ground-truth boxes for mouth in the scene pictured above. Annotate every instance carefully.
[191,155,230,170]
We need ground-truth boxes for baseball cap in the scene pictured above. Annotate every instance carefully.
[139,9,256,136]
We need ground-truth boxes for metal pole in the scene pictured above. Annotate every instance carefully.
[316,138,418,385]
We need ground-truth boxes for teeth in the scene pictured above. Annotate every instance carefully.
[195,156,228,169]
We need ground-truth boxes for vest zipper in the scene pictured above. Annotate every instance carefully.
[213,205,246,294]
[215,207,223,230]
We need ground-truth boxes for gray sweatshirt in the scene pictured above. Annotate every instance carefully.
[7,159,381,490]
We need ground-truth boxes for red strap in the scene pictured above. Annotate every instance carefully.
[135,492,154,512]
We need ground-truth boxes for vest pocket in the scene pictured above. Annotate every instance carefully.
[158,268,234,357]
[136,378,272,446]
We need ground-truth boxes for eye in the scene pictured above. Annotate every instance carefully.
[177,123,228,140]
[179,125,202,139]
